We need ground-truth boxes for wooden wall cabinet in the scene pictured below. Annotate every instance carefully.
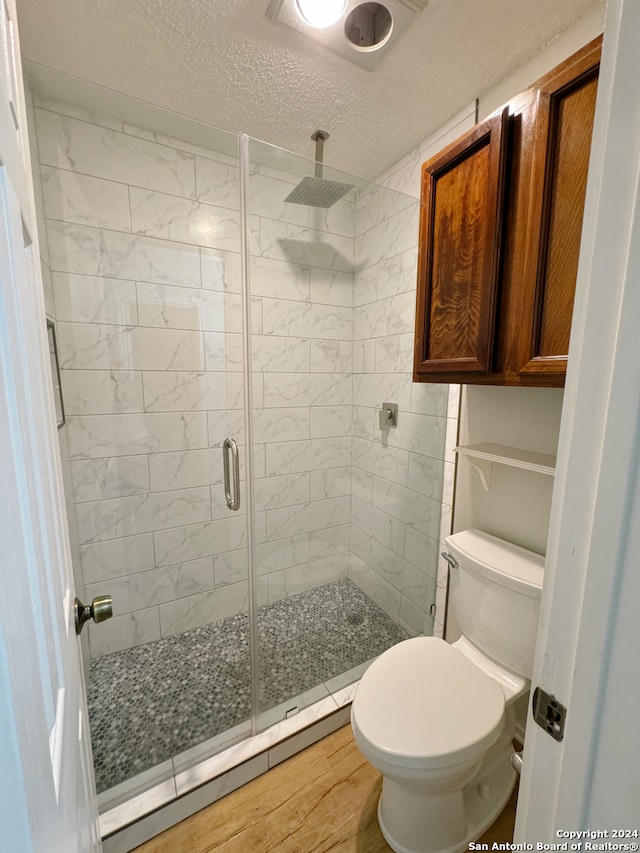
[414,37,602,387]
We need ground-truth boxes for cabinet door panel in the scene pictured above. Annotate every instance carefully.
[536,76,598,358]
[414,109,508,378]
[517,40,600,377]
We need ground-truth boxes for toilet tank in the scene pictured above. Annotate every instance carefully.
[445,529,544,679]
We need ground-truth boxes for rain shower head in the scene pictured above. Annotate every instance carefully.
[284,174,355,208]
[284,130,355,208]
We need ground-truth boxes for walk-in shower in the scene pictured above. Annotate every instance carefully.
[25,66,449,840]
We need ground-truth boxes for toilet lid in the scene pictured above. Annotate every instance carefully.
[352,637,506,771]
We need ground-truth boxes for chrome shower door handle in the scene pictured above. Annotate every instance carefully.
[223,437,241,511]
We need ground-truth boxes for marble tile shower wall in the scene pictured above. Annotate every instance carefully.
[353,103,477,639]
[34,99,356,658]
[25,88,90,670]
[347,184,447,636]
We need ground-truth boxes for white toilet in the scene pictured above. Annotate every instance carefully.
[351,529,544,853]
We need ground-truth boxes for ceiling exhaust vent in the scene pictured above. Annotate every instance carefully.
[266,0,429,71]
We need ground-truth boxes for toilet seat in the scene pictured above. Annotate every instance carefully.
[352,636,506,772]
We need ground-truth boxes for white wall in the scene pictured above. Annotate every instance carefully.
[478,3,605,122]
[454,387,564,555]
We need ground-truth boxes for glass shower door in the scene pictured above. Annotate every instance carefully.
[37,97,259,806]
[244,137,415,732]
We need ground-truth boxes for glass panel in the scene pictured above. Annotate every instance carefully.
[245,137,437,732]
[24,72,255,810]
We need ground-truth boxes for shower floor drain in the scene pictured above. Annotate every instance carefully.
[345,608,367,627]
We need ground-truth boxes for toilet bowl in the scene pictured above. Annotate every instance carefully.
[351,529,544,853]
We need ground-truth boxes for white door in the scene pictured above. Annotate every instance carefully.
[516,0,640,838]
[0,1,100,850]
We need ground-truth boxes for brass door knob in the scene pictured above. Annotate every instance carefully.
[74,595,113,636]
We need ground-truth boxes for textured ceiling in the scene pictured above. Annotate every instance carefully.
[17,0,602,179]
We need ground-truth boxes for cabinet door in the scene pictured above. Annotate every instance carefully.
[515,38,601,378]
[414,108,508,379]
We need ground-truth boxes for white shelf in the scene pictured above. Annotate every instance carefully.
[454,443,556,491]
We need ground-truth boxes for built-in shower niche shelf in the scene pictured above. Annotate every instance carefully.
[454,443,557,491]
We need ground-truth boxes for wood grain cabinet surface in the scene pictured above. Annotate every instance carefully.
[414,36,602,387]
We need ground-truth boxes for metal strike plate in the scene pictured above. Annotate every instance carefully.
[532,686,566,741]
[379,402,398,429]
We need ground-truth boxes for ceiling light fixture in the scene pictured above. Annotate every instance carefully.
[295,0,346,28]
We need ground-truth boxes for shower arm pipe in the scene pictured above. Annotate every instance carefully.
[312,129,329,179]
[238,132,261,737]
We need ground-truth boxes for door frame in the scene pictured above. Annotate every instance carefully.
[0,0,100,848]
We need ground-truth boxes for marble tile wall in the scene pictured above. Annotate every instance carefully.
[25,84,91,673]
[33,98,357,658]
[347,105,476,637]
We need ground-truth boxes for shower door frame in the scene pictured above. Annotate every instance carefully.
[237,132,261,739]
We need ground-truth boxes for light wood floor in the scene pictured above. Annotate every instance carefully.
[133,725,517,852]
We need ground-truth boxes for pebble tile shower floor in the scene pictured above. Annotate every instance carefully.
[88,578,408,793]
